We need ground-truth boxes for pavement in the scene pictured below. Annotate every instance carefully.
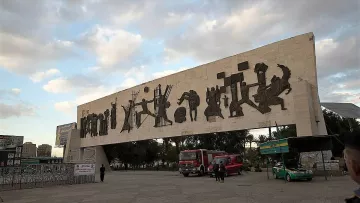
[0,171,357,203]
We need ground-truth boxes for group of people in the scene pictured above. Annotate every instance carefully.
[212,161,226,183]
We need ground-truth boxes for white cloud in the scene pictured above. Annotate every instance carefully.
[321,91,360,105]
[55,85,118,115]
[88,66,102,72]
[0,32,74,75]
[54,101,76,115]
[0,88,35,119]
[30,68,60,83]
[52,65,152,115]
[43,77,73,93]
[164,12,193,25]
[11,88,21,95]
[79,25,142,68]
[316,39,338,57]
[120,78,138,89]
[0,103,35,119]
[163,48,187,64]
[112,10,144,26]
[124,66,146,82]
[43,74,102,94]
[152,66,189,79]
[163,2,285,63]
[163,0,358,65]
[316,35,359,78]
[152,70,178,79]
[0,88,21,100]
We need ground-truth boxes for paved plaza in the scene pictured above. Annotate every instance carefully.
[0,171,356,203]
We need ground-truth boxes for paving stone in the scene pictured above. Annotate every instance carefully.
[0,171,356,203]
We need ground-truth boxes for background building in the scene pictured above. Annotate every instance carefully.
[0,135,24,166]
[22,142,36,158]
[37,144,52,157]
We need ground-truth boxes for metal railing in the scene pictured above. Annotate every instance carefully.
[0,164,95,191]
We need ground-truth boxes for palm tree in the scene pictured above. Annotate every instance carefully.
[246,134,254,149]
[257,135,267,144]
[169,137,182,157]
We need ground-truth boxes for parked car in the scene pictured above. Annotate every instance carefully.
[208,154,243,177]
[272,162,313,182]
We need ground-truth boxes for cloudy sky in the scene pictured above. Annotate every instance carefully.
[0,0,359,156]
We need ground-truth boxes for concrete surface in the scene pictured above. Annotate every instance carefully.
[0,171,356,203]
[76,32,324,149]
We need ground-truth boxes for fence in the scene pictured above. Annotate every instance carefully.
[0,164,95,191]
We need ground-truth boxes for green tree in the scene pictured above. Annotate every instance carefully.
[255,135,267,144]
[272,125,297,140]
[323,109,360,134]
[246,134,254,149]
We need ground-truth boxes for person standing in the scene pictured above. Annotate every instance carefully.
[219,161,226,183]
[100,164,105,182]
[213,162,220,182]
[344,132,360,203]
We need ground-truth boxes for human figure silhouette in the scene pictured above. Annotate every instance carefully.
[178,90,200,121]
[155,95,172,127]
[237,81,259,110]
[120,100,134,133]
[100,164,105,182]
[110,100,117,129]
[204,86,224,121]
[135,99,156,127]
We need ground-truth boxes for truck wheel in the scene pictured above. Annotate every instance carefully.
[238,169,242,175]
[183,173,189,177]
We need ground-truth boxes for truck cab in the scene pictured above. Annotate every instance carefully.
[178,149,226,177]
[208,154,243,177]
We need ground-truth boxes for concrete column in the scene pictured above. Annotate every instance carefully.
[94,146,110,182]
[293,81,327,136]
[63,129,81,163]
[293,81,332,168]
[95,146,110,173]
[79,147,84,162]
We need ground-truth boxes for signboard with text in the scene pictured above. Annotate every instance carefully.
[55,123,77,146]
[74,163,95,176]
[260,139,289,155]
[0,135,23,150]
[0,135,23,167]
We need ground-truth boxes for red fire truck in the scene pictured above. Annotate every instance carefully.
[178,149,226,177]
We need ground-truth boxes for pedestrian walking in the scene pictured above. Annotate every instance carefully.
[343,132,360,203]
[100,164,105,182]
[219,161,226,183]
[213,162,220,181]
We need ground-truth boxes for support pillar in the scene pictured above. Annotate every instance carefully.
[293,81,332,169]
[94,146,111,173]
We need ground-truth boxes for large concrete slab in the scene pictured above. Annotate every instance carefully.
[77,32,327,148]
[0,171,356,203]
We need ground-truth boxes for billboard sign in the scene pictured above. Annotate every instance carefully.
[74,163,95,176]
[56,123,77,146]
[260,139,289,155]
[0,135,24,150]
